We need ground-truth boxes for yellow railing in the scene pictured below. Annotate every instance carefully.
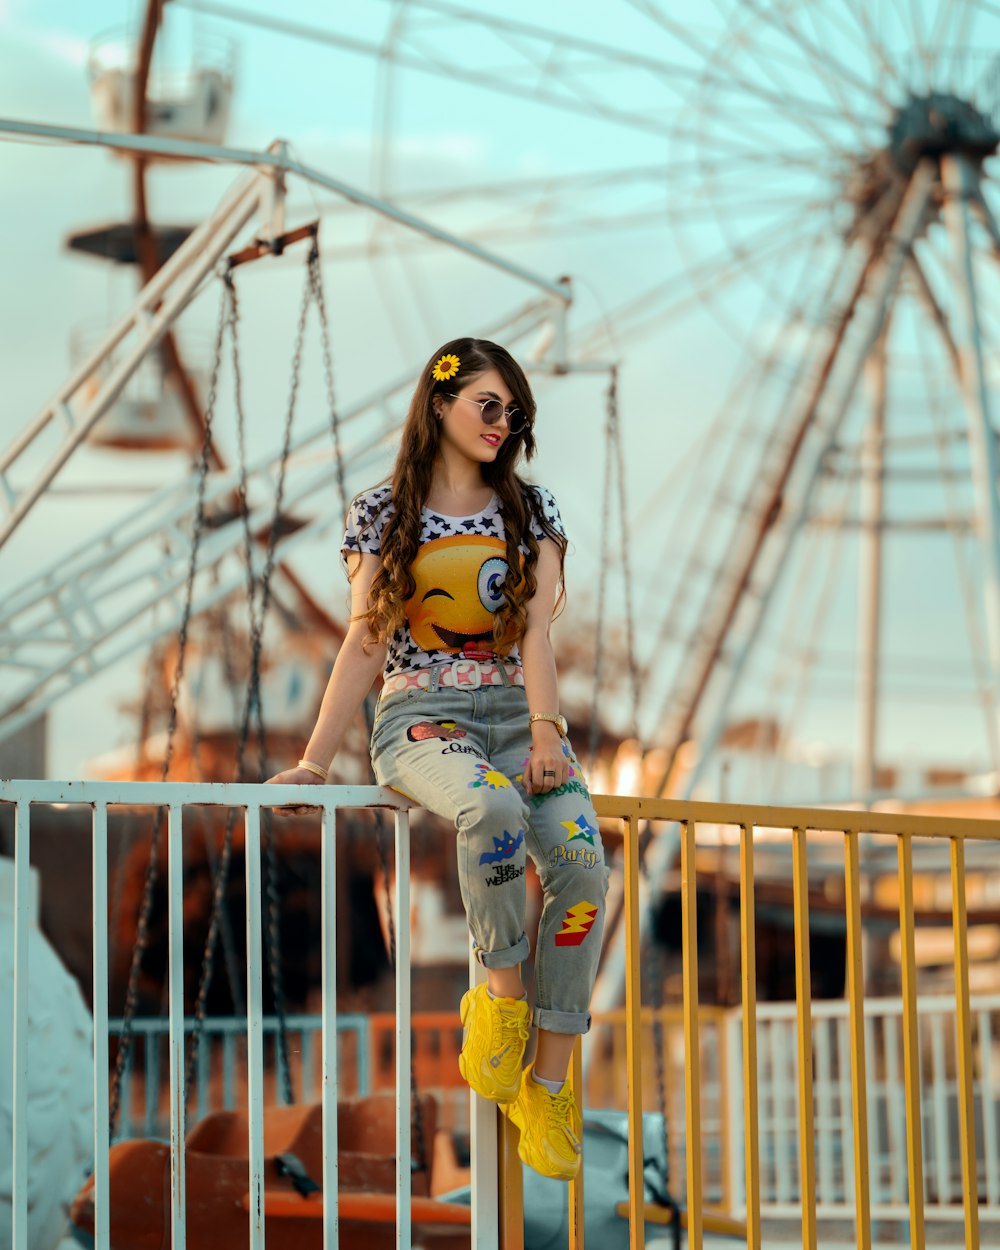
[496,795,1000,1250]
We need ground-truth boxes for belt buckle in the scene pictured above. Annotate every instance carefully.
[452,659,481,689]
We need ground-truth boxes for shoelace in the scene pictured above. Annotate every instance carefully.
[545,1088,582,1154]
[492,1002,529,1053]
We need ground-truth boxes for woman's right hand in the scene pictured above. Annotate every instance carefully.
[265,766,328,814]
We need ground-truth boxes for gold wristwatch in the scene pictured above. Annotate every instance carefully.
[529,712,568,736]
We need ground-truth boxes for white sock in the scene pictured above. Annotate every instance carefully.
[531,1070,566,1095]
[486,987,526,1001]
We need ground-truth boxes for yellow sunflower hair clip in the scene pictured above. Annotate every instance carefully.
[431,353,460,382]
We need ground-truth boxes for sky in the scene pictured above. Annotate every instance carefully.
[4,0,1000,796]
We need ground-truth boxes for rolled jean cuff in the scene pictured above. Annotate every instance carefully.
[532,1006,591,1035]
[475,932,530,970]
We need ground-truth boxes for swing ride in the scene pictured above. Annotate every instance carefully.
[6,1,1000,1246]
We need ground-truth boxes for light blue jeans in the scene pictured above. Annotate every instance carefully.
[369,673,609,1034]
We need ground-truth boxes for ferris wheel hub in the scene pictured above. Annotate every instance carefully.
[889,92,999,169]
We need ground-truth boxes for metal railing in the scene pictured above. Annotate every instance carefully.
[1,779,471,1250]
[6,782,1000,1248]
[582,795,1000,1250]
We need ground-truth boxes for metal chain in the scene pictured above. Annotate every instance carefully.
[245,250,324,1107]
[184,270,253,1102]
[108,274,227,1140]
[307,240,349,524]
[184,251,314,1109]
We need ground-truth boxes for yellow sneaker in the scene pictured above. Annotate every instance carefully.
[503,1062,583,1181]
[458,983,530,1102]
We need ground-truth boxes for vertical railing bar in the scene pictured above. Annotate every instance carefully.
[321,803,340,1250]
[93,802,111,1250]
[740,822,762,1250]
[844,829,872,1249]
[123,1040,135,1139]
[792,825,817,1250]
[244,803,266,1250]
[981,1007,999,1206]
[497,1099,523,1250]
[167,802,187,1250]
[12,799,30,1250]
[146,1029,160,1135]
[772,1022,790,1204]
[681,818,704,1249]
[394,808,412,1250]
[622,814,646,1250]
[568,1037,585,1249]
[302,1027,315,1104]
[470,925,500,1245]
[197,1030,210,1120]
[864,1016,878,1209]
[897,833,926,1249]
[223,1030,236,1110]
[950,836,980,1250]
[885,1013,904,1204]
[724,1012,745,1216]
[725,1015,730,1210]
[837,1017,855,1207]
[930,1012,949,1205]
[358,1014,371,1098]
[815,1016,833,1205]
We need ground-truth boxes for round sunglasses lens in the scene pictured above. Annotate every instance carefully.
[478,399,502,423]
[507,410,526,434]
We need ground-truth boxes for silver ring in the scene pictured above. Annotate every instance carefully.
[543,770,556,778]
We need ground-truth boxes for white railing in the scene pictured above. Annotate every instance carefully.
[724,996,1000,1224]
[108,1014,373,1139]
[1,779,497,1250]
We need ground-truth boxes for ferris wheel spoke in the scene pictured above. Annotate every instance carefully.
[629,0,873,146]
[929,0,972,50]
[837,0,910,95]
[883,0,931,91]
[744,0,894,120]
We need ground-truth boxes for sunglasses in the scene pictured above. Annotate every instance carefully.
[445,392,529,435]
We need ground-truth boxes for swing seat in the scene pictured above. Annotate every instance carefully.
[70,1096,470,1250]
[613,1200,747,1238]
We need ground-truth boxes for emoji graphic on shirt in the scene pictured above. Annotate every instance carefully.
[404,535,521,654]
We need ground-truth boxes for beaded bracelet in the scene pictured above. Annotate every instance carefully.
[297,759,329,781]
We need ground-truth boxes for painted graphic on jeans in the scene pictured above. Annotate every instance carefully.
[484,862,525,888]
[554,901,599,946]
[468,762,511,791]
[406,719,467,742]
[549,841,600,871]
[560,814,598,845]
[478,829,525,866]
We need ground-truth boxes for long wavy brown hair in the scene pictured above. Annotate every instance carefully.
[350,337,567,654]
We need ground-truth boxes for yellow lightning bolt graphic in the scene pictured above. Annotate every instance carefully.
[555,901,599,945]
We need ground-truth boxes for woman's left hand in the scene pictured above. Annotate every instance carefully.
[524,727,569,796]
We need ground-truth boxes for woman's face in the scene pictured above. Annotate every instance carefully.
[434,367,518,466]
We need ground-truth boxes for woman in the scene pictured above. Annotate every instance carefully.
[268,337,609,1181]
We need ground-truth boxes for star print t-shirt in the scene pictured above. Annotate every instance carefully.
[341,484,565,678]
